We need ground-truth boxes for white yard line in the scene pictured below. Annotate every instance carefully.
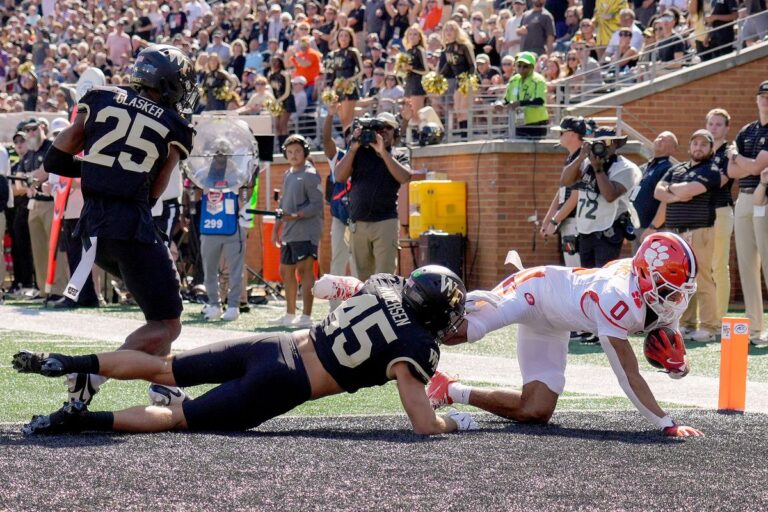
[3,306,768,414]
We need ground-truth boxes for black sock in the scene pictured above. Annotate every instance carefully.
[52,354,100,374]
[82,411,114,431]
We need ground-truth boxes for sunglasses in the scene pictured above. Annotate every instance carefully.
[472,17,483,21]
[567,56,578,61]
[23,126,38,132]
[516,62,532,67]
[619,32,632,37]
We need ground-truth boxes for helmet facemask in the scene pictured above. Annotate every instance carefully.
[642,270,696,326]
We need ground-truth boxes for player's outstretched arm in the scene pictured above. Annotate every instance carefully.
[600,336,703,437]
[392,362,476,434]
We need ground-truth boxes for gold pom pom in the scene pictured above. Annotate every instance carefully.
[18,61,35,77]
[457,72,479,96]
[393,53,412,78]
[320,88,339,105]
[264,98,285,117]
[333,78,357,96]
[421,72,449,95]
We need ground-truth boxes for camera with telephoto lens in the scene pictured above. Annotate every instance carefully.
[616,212,636,241]
[590,140,608,158]
[354,115,387,147]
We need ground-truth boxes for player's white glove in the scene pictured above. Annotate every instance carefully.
[312,275,363,300]
[446,408,479,431]
[464,290,503,313]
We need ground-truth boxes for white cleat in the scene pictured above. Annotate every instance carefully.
[148,384,188,406]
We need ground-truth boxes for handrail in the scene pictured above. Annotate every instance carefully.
[556,11,767,105]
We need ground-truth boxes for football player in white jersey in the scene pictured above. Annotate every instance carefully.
[428,232,704,437]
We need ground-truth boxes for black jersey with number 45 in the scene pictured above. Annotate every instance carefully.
[75,86,194,241]
[312,274,441,393]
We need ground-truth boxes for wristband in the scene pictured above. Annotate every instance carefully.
[657,415,675,430]
[549,218,559,227]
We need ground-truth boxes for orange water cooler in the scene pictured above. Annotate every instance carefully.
[261,216,282,282]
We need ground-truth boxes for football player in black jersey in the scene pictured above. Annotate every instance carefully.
[14,266,478,436]
[40,44,199,407]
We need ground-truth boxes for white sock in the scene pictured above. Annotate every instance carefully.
[448,382,472,405]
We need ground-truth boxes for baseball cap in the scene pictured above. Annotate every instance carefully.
[551,116,587,136]
[513,0,526,4]
[270,4,281,12]
[690,128,714,145]
[758,80,768,95]
[291,75,307,85]
[586,126,627,142]
[375,112,399,129]
[476,54,490,63]
[50,117,70,135]
[515,51,536,67]
[13,131,27,142]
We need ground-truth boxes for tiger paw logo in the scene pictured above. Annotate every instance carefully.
[644,241,669,271]
[632,290,643,308]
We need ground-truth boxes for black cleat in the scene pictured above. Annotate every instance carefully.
[22,401,88,435]
[12,351,67,377]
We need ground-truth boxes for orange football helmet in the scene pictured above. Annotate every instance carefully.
[632,232,697,326]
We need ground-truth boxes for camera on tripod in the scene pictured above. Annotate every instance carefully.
[354,115,387,147]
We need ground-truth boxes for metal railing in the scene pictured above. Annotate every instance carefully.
[556,11,767,105]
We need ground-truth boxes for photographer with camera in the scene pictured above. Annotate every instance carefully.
[561,126,641,269]
[333,112,411,281]
[649,129,722,343]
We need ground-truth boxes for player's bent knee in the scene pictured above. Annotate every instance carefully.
[516,405,554,424]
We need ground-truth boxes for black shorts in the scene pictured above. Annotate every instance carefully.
[153,198,181,243]
[174,333,311,431]
[94,236,182,321]
[280,241,317,265]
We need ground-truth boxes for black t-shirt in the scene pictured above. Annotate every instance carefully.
[312,274,440,393]
[349,6,366,33]
[710,0,738,43]
[658,33,686,62]
[76,87,194,242]
[348,146,409,222]
[662,159,721,229]
[165,11,187,36]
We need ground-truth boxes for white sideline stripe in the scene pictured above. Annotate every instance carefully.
[2,306,768,414]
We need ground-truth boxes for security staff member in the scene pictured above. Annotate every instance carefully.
[651,129,721,343]
[494,51,549,139]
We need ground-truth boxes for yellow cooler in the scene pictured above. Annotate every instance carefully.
[408,180,467,238]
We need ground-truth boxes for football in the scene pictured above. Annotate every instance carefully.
[644,327,687,374]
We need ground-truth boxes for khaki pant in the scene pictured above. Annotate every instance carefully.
[712,206,734,318]
[27,200,68,296]
[0,212,5,289]
[734,192,768,335]
[349,218,399,282]
[329,216,353,310]
[680,226,719,332]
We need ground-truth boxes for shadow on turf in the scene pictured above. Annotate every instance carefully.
[0,429,127,447]
[480,418,681,444]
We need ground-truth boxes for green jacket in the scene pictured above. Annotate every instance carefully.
[503,71,549,125]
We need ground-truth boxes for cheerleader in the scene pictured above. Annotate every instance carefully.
[328,27,363,129]
[402,24,429,116]
[202,53,238,112]
[438,20,476,135]
[268,56,294,147]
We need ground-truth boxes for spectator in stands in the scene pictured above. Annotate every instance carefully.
[418,0,444,34]
[245,38,266,76]
[477,53,501,85]
[608,28,641,77]
[632,131,678,247]
[594,0,626,55]
[106,19,133,69]
[290,36,323,100]
[494,51,549,139]
[518,0,556,57]
[226,39,247,81]
[648,13,685,69]
[575,18,598,53]
[569,41,603,100]
[633,0,659,27]
[705,108,735,320]
[704,0,738,60]
[165,1,188,37]
[652,129,721,343]
[377,74,405,113]
[603,9,644,63]
[237,75,274,114]
[555,6,581,53]
[742,0,768,46]
[381,0,415,47]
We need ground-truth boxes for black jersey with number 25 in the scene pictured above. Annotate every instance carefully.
[75,86,194,241]
[312,274,441,393]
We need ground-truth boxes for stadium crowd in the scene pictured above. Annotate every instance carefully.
[0,0,768,349]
